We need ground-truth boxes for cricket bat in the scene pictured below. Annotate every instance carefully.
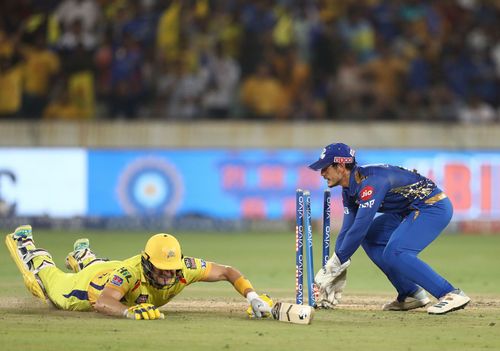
[271,302,314,325]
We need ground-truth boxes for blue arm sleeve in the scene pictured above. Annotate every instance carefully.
[335,206,357,254]
[335,179,390,263]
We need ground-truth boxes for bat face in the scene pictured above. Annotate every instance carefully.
[272,302,314,325]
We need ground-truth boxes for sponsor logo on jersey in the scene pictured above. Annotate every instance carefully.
[343,207,350,214]
[184,257,197,269]
[360,186,374,201]
[118,267,132,282]
[359,199,375,208]
[110,275,124,287]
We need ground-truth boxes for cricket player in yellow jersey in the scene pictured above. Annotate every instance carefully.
[5,225,272,320]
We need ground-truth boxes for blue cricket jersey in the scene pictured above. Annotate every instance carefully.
[335,164,443,263]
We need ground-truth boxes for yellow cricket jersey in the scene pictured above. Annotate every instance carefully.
[22,48,60,96]
[89,255,212,306]
[39,255,212,311]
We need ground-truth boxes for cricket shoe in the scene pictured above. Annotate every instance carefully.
[383,288,430,311]
[65,238,107,272]
[4,225,52,302]
[427,289,470,315]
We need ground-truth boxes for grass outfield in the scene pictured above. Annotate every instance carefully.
[0,229,499,351]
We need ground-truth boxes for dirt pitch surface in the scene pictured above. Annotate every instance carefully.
[3,294,497,314]
[166,294,500,313]
[1,292,499,319]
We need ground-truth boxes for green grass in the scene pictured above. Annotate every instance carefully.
[1,229,499,350]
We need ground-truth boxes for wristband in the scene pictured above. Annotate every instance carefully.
[234,276,254,297]
[246,291,259,303]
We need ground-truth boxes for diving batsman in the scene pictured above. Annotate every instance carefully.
[5,225,272,320]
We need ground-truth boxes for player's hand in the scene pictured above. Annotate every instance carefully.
[246,292,273,318]
[124,303,163,320]
[316,269,347,309]
[314,253,350,290]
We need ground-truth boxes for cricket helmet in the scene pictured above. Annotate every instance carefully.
[142,233,183,270]
[141,233,184,288]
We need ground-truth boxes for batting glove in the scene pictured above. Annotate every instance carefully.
[124,303,163,320]
[246,292,273,318]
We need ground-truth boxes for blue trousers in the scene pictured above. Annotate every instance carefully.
[361,197,455,300]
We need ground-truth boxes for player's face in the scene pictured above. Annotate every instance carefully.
[150,266,177,286]
[321,163,346,187]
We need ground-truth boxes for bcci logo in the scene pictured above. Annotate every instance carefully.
[117,157,184,216]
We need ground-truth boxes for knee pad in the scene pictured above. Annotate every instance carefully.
[24,248,56,273]
[5,233,53,302]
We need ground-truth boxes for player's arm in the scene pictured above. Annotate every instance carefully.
[334,193,358,255]
[94,286,128,317]
[200,263,272,318]
[336,179,390,263]
[94,286,163,320]
[201,263,253,297]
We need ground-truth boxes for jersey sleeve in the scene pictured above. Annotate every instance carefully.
[334,189,358,254]
[104,265,137,296]
[181,257,213,284]
[335,176,390,263]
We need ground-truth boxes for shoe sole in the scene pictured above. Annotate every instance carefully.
[383,297,431,311]
[428,300,470,315]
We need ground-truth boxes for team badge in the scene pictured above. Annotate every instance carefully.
[110,275,124,287]
[319,148,326,159]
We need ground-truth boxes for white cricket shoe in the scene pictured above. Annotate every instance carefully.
[427,289,470,315]
[383,287,430,311]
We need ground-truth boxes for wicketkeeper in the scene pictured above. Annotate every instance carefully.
[309,143,471,315]
[5,225,272,320]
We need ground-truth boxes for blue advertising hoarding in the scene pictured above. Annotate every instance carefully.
[1,147,498,221]
[88,149,500,221]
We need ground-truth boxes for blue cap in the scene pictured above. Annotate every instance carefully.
[308,143,356,171]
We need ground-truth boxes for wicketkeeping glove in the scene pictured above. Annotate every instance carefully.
[246,292,273,318]
[124,303,164,320]
[314,253,350,290]
[316,269,347,309]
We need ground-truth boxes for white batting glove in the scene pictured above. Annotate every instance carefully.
[247,292,272,318]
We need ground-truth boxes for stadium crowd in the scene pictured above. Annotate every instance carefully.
[0,0,499,122]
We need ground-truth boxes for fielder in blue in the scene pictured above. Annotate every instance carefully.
[311,143,470,315]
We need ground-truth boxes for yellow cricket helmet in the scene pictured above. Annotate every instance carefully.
[142,233,183,270]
